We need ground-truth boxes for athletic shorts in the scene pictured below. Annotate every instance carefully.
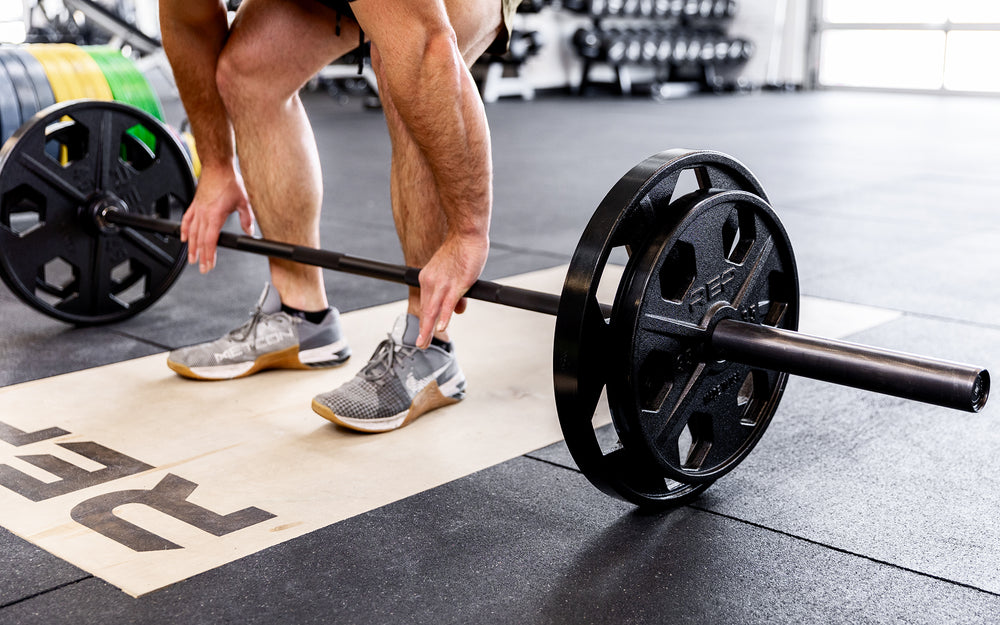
[309,0,522,55]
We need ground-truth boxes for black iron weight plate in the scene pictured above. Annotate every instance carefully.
[0,51,41,139]
[0,100,195,324]
[0,57,22,145]
[0,51,41,123]
[554,149,774,508]
[9,47,57,112]
[611,189,799,484]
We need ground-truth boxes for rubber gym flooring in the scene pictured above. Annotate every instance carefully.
[2,88,1000,623]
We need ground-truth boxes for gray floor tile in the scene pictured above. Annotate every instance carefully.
[0,528,89,609]
[4,88,1000,623]
[699,314,1000,593]
[5,457,1000,624]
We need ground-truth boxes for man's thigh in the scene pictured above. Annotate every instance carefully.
[226,0,362,83]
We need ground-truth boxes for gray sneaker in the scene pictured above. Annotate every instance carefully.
[312,313,466,432]
[167,284,351,380]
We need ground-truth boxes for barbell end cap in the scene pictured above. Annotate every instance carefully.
[970,370,990,413]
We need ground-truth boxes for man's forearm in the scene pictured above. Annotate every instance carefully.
[159,0,234,171]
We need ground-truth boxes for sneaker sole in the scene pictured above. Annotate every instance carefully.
[312,380,463,433]
[168,345,350,381]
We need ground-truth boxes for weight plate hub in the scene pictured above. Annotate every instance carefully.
[611,188,799,484]
[0,100,195,324]
[554,148,774,508]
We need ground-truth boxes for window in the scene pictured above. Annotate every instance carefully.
[0,2,26,45]
[816,0,1000,93]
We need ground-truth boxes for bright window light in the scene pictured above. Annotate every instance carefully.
[0,22,26,45]
[0,3,23,21]
[820,30,945,89]
[824,0,947,24]
[945,31,1000,91]
[949,1,1000,23]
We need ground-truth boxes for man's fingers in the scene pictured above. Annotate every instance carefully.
[197,218,221,273]
[437,289,464,334]
[199,236,217,272]
[186,216,200,264]
[417,303,439,349]
[239,205,255,236]
[180,209,192,243]
[435,306,453,339]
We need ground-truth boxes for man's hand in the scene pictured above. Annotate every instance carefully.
[180,165,254,273]
[416,232,489,349]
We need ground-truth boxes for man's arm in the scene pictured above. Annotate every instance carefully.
[353,0,493,348]
[159,0,253,273]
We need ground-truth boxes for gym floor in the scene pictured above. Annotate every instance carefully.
[2,88,1000,623]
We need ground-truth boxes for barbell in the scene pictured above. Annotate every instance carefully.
[0,100,991,509]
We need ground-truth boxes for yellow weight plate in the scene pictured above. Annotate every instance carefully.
[27,45,90,102]
[50,44,113,101]
[182,131,201,178]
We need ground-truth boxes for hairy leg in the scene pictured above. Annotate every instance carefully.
[368,0,502,340]
[216,0,362,311]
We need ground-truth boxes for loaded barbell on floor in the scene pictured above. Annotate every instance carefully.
[0,100,991,508]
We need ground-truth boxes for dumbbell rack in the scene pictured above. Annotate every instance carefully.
[568,0,753,97]
[478,2,548,103]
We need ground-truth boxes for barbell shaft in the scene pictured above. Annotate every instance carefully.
[103,211,566,317]
[103,210,989,413]
[711,319,989,413]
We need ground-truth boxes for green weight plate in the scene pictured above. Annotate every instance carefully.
[84,48,127,97]
[88,47,163,121]
[83,48,159,154]
[126,68,164,121]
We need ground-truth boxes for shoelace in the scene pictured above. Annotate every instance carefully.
[361,337,417,384]
[226,306,297,350]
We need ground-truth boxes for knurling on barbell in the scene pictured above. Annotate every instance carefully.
[0,100,990,509]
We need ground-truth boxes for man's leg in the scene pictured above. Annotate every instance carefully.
[371,0,504,342]
[215,0,362,312]
[166,0,362,381]
[311,0,505,432]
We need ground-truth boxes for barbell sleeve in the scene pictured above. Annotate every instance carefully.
[710,319,990,413]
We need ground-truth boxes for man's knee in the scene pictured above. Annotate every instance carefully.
[216,39,298,111]
[216,43,250,110]
[216,44,257,110]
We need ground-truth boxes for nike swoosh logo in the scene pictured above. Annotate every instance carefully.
[405,362,453,395]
